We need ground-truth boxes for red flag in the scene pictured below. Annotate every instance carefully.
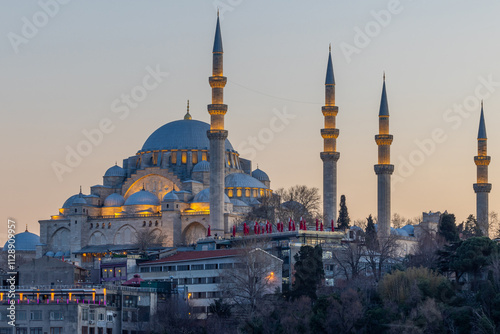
[254,222,258,234]
[316,218,319,231]
[207,225,211,237]
[292,220,296,231]
[232,225,236,237]
[243,222,248,235]
[331,219,335,232]
[269,224,272,233]
[320,222,324,231]
[288,219,292,231]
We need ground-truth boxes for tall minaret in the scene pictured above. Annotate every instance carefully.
[474,102,491,237]
[320,45,340,225]
[207,12,228,236]
[374,74,394,238]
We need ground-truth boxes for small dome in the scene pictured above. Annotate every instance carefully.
[230,198,249,207]
[252,168,270,182]
[105,165,126,177]
[64,250,71,257]
[45,251,55,257]
[104,193,125,207]
[396,228,409,237]
[62,194,79,208]
[225,173,268,189]
[193,161,210,173]
[163,191,179,202]
[54,251,64,258]
[72,196,87,206]
[192,188,230,203]
[3,230,40,251]
[124,189,160,206]
[402,224,415,235]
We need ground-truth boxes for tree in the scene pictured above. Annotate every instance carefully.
[331,242,364,281]
[365,233,399,281]
[405,224,440,269]
[391,213,406,229]
[134,229,166,253]
[337,195,350,230]
[459,214,482,239]
[438,212,459,243]
[365,215,378,251]
[292,245,324,300]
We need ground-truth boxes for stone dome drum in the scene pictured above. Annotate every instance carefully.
[3,230,40,251]
[141,119,234,152]
[124,189,160,206]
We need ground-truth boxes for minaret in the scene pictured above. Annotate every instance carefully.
[474,102,491,237]
[320,45,340,225]
[374,74,394,238]
[207,11,228,236]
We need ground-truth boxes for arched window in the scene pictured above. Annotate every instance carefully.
[192,151,198,164]
[228,189,233,197]
[236,189,242,197]
[245,189,250,197]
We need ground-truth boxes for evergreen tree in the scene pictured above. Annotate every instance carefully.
[291,245,324,300]
[337,195,350,230]
[460,214,482,239]
[365,214,379,250]
[438,212,459,243]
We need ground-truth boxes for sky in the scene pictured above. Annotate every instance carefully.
[1,0,500,243]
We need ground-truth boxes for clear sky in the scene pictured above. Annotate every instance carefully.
[1,0,500,243]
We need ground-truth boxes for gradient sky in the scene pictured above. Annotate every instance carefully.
[1,0,500,243]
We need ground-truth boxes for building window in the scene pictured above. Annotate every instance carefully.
[108,222,111,229]
[163,265,176,272]
[50,311,64,321]
[227,189,233,197]
[30,329,42,334]
[90,328,95,334]
[192,151,198,164]
[82,327,88,334]
[236,189,242,197]
[253,189,257,197]
[181,152,187,164]
[0,329,12,334]
[177,265,189,271]
[30,311,42,320]
[191,264,203,270]
[245,189,250,197]
[98,313,105,321]
[17,311,26,321]
[50,328,62,334]
[219,263,233,269]
[98,329,104,334]
[107,314,113,322]
[140,267,150,273]
[171,151,177,164]
[205,264,218,270]
[143,221,146,227]
[82,308,88,321]
[15,329,27,334]
[151,266,162,272]
[201,151,207,161]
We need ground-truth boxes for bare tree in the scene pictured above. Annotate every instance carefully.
[134,229,166,253]
[406,225,441,269]
[280,185,321,222]
[365,234,400,281]
[219,246,281,319]
[331,242,365,281]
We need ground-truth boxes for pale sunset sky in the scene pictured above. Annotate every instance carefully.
[1,0,500,243]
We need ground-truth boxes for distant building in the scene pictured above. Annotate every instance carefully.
[18,256,87,286]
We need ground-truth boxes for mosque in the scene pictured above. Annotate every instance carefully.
[29,13,491,269]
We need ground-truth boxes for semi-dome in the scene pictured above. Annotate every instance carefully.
[105,164,126,177]
[124,189,160,206]
[225,173,268,189]
[251,168,270,182]
[230,198,249,207]
[3,230,40,251]
[192,188,231,203]
[141,119,234,152]
[104,193,125,207]
[163,191,179,201]
[192,161,210,173]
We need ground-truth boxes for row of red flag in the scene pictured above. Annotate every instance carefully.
[207,218,336,237]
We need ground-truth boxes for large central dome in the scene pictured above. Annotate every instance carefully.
[141,119,234,152]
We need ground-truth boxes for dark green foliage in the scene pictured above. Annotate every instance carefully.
[291,245,324,300]
[438,212,459,243]
[208,298,232,318]
[337,194,350,230]
[459,214,483,239]
[365,214,378,250]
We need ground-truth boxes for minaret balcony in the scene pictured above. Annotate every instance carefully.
[207,130,228,140]
[473,183,492,193]
[320,151,340,162]
[207,104,228,115]
[375,134,393,145]
[322,106,338,117]
[321,128,339,139]
[474,156,491,166]
[374,164,394,174]
[209,76,227,88]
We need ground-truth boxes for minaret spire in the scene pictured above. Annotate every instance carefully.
[374,74,394,238]
[474,102,491,236]
[184,100,192,120]
[207,12,228,236]
[320,45,340,225]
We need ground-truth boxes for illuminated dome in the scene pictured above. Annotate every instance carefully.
[193,161,210,173]
[193,188,231,203]
[124,189,160,206]
[105,164,126,177]
[104,193,125,207]
[225,173,268,189]
[163,191,179,201]
[251,168,270,182]
[3,230,40,251]
[141,119,234,152]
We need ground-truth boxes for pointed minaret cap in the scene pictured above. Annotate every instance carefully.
[184,100,192,120]
[325,44,335,85]
[379,73,389,117]
[478,100,487,139]
[213,12,223,53]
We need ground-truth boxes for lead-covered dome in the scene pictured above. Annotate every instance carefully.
[104,193,126,207]
[225,173,268,189]
[141,119,234,152]
[251,168,270,182]
[193,161,210,173]
[3,230,40,251]
[124,189,160,206]
[105,165,126,177]
[192,188,231,203]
